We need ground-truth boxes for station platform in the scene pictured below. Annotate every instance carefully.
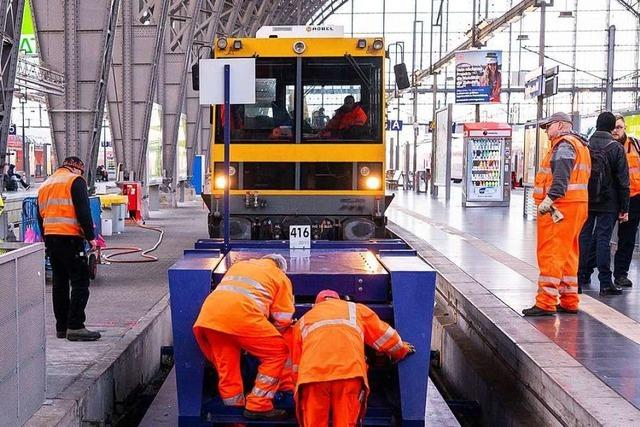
[26,201,209,426]
[387,187,640,425]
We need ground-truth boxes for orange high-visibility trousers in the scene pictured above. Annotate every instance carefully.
[536,202,588,311]
[278,328,295,392]
[298,378,364,427]
[195,329,289,412]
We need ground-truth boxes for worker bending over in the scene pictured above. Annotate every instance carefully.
[524,112,591,316]
[193,254,294,420]
[291,289,415,426]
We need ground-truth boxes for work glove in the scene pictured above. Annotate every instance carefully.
[393,342,416,364]
[538,196,554,215]
[619,212,629,223]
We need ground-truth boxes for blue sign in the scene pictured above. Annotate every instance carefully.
[455,50,502,104]
[386,120,403,131]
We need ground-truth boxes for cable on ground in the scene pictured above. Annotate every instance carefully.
[101,219,164,263]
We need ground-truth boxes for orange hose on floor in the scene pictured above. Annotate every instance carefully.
[101,219,164,263]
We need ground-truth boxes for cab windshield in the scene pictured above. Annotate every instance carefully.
[215,56,382,143]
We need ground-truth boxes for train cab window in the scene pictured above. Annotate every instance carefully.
[216,59,296,143]
[243,162,295,189]
[301,57,382,143]
[300,162,353,190]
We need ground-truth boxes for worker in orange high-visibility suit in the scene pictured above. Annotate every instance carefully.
[523,112,591,316]
[193,253,294,420]
[291,290,415,427]
[323,95,368,137]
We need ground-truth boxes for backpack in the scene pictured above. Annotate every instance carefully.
[587,141,616,203]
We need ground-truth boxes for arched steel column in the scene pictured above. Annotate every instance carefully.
[0,0,25,171]
[31,0,118,173]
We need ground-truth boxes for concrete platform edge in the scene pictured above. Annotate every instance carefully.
[25,296,172,427]
[388,222,640,426]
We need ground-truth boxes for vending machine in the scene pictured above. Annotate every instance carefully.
[462,122,512,207]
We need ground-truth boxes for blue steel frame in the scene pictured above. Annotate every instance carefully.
[167,239,435,426]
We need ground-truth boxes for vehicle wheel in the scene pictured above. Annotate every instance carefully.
[88,253,98,280]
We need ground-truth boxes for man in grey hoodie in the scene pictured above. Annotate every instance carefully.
[578,112,630,296]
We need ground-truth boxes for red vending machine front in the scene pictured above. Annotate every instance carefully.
[121,182,142,220]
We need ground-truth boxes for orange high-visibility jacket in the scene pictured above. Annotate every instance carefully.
[37,167,84,237]
[624,137,640,197]
[291,299,409,393]
[534,133,591,204]
[193,259,294,338]
[326,105,368,131]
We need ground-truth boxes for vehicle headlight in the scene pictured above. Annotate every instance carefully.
[217,38,228,50]
[372,39,384,50]
[215,176,227,189]
[366,176,380,189]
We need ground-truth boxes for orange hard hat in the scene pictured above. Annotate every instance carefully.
[315,289,340,304]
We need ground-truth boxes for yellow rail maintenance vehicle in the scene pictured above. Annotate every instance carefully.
[205,25,390,241]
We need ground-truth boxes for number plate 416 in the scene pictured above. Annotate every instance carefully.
[289,225,311,249]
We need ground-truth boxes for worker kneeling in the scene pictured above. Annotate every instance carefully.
[291,290,415,427]
[193,254,294,420]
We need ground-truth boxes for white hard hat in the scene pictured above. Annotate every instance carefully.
[262,253,288,273]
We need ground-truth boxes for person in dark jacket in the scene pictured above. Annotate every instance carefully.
[612,114,640,287]
[578,112,630,296]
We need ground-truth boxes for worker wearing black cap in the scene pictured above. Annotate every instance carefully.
[524,112,591,316]
[578,112,630,296]
[37,156,101,341]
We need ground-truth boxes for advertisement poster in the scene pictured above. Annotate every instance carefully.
[523,123,550,185]
[147,103,163,185]
[176,114,188,181]
[433,107,451,186]
[455,50,502,104]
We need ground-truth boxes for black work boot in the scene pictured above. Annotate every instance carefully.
[66,328,101,341]
[56,330,67,339]
[522,305,555,317]
[599,285,623,296]
[243,408,288,420]
[614,276,633,288]
[556,305,578,314]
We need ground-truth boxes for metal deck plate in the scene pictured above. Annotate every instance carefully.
[213,249,390,302]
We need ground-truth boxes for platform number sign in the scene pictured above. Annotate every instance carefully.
[289,225,311,249]
[8,124,16,135]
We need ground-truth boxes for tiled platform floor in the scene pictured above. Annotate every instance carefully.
[389,186,640,410]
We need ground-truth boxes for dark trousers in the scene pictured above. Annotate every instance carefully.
[578,212,618,288]
[45,236,90,331]
[614,214,640,279]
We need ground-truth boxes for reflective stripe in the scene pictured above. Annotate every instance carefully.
[573,163,590,172]
[214,284,267,314]
[533,187,544,194]
[562,275,578,284]
[388,341,405,355]
[538,275,561,285]
[292,364,298,373]
[629,167,640,174]
[42,216,79,226]
[222,275,272,300]
[347,301,356,323]
[372,325,396,351]
[567,183,588,191]
[251,386,275,398]
[256,373,279,386]
[538,167,552,174]
[271,311,293,321]
[539,286,560,297]
[301,319,363,339]
[38,197,73,211]
[222,393,246,406]
[559,286,578,295]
